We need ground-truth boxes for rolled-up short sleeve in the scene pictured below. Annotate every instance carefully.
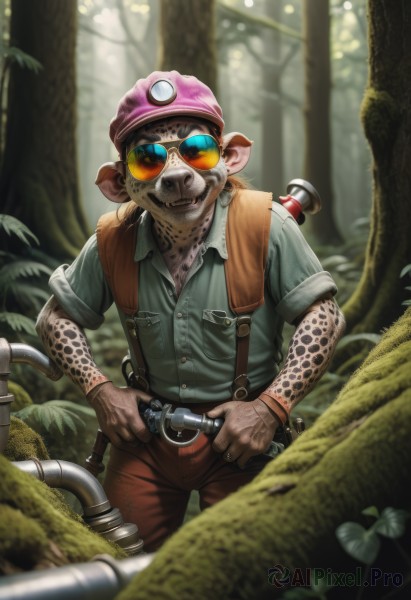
[49,234,113,329]
[267,204,337,323]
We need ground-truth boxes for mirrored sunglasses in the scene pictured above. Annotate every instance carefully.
[126,134,221,182]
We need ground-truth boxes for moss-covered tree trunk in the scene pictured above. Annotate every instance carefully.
[0,0,89,260]
[116,308,411,600]
[158,0,217,92]
[342,0,411,334]
[303,0,343,245]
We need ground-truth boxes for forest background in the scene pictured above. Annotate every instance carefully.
[1,0,411,596]
[0,0,410,460]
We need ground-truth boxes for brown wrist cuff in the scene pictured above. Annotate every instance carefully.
[86,378,112,402]
[258,393,289,426]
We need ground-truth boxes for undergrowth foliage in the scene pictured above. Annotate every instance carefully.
[400,264,411,306]
[0,214,96,463]
[13,400,95,436]
[1,210,404,467]
[0,214,56,341]
[292,217,370,425]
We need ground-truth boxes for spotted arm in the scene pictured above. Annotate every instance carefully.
[258,298,346,424]
[36,296,110,396]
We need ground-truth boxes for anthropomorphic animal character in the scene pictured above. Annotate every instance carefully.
[36,71,345,551]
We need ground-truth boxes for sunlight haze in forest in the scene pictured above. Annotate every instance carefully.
[75,0,371,234]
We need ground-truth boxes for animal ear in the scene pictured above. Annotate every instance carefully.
[222,132,253,175]
[95,161,130,203]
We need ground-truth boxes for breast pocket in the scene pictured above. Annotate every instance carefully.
[133,312,165,358]
[202,310,236,360]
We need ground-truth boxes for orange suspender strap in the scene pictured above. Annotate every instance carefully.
[96,212,139,315]
[96,212,149,391]
[96,189,273,397]
[224,189,272,314]
[225,189,272,399]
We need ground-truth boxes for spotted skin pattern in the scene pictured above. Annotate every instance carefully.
[124,118,228,295]
[37,117,229,393]
[37,116,344,446]
[37,297,109,396]
[263,298,345,415]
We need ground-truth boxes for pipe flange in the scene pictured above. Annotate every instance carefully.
[103,521,144,555]
[84,506,123,533]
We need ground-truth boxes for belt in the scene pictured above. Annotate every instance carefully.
[152,382,271,414]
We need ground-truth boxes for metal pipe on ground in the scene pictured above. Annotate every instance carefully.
[0,339,61,453]
[0,553,154,600]
[13,459,144,555]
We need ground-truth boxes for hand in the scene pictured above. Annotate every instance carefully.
[206,399,279,468]
[87,381,154,446]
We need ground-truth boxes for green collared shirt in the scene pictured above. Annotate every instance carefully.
[49,194,337,403]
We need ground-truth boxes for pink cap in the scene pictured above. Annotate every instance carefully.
[109,70,225,154]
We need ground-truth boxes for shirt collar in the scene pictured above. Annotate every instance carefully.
[203,191,229,259]
[134,210,156,262]
[134,190,230,262]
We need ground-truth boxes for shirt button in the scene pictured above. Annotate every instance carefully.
[181,383,187,389]
[177,312,183,318]
[181,356,187,363]
[225,319,231,326]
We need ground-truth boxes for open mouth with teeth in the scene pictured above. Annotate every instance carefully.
[148,186,209,209]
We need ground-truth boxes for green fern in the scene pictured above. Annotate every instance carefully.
[400,264,411,306]
[0,214,52,339]
[0,214,39,245]
[2,282,50,313]
[0,45,43,73]
[0,259,52,284]
[335,332,381,351]
[0,312,37,335]
[13,400,96,436]
[0,260,51,284]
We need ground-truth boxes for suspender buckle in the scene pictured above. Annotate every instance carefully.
[121,355,150,392]
[232,375,249,400]
[236,315,251,337]
[124,317,150,391]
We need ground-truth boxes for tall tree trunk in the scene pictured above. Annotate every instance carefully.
[158,0,217,93]
[303,0,343,245]
[261,0,284,194]
[342,0,411,334]
[0,0,89,260]
[117,308,411,600]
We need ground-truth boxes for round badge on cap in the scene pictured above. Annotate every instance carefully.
[148,79,177,105]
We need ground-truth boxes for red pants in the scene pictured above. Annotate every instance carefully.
[103,405,270,551]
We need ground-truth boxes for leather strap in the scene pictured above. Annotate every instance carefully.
[124,318,149,391]
[258,392,289,425]
[226,189,272,399]
[224,189,272,314]
[96,190,273,397]
[232,315,251,399]
[96,213,149,390]
[96,212,139,315]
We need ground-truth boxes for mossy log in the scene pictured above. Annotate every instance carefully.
[0,419,125,574]
[116,307,411,600]
[9,382,32,412]
[3,416,49,463]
